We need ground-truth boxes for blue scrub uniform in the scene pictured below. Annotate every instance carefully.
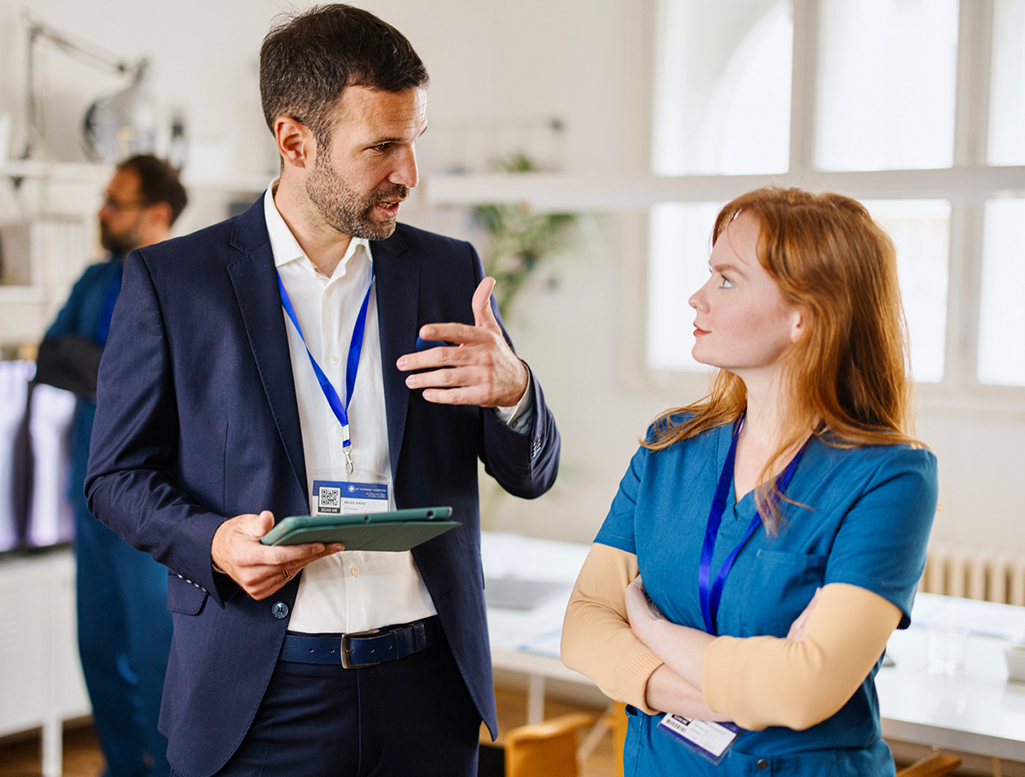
[47,257,173,777]
[595,418,938,776]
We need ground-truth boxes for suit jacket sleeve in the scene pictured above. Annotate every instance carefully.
[85,252,234,606]
[471,243,560,499]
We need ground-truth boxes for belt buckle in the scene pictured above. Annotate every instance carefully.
[341,628,382,669]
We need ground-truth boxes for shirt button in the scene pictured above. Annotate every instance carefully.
[325,288,334,297]
[756,759,769,770]
[330,355,340,365]
[271,602,289,619]
[351,567,360,577]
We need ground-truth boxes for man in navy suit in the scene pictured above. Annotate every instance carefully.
[85,6,560,776]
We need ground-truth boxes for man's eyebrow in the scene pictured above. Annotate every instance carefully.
[367,125,428,146]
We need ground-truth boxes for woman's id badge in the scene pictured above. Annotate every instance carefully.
[658,714,740,765]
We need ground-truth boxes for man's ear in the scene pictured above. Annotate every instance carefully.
[274,116,314,171]
[144,201,173,231]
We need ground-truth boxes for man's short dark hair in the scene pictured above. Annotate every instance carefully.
[118,155,188,226]
[260,4,429,145]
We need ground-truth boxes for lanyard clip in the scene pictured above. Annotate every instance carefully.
[340,424,354,473]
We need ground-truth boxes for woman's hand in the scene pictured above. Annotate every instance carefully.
[626,575,663,643]
[626,574,715,694]
[786,587,822,641]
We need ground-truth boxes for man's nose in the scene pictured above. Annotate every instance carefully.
[389,146,418,189]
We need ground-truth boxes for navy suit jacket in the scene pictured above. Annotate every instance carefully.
[85,199,560,777]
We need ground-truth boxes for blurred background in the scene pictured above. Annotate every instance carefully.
[0,0,1022,583]
[2,1,1025,774]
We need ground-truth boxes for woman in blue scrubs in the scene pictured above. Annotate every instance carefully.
[562,187,938,775]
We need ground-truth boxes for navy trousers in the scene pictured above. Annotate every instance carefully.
[197,633,481,777]
[76,507,173,777]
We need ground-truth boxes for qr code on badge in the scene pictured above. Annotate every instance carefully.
[318,486,342,514]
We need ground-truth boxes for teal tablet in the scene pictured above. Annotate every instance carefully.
[259,507,457,551]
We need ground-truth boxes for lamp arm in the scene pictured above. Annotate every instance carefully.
[22,10,136,77]
[19,10,143,161]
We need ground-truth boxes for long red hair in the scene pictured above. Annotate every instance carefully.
[645,187,920,529]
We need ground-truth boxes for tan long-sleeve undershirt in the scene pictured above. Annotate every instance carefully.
[562,543,902,730]
[561,543,664,713]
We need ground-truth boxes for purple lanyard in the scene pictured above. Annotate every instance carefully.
[698,418,807,635]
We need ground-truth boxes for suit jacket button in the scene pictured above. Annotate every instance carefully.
[756,759,769,770]
[272,602,289,619]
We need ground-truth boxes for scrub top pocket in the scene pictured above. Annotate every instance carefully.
[739,549,828,638]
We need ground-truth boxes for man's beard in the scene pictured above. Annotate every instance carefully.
[305,157,409,241]
[100,222,141,256]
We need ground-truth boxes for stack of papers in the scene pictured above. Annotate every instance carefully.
[911,592,1025,642]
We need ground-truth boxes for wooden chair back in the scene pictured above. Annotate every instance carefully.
[503,712,596,777]
[896,753,962,777]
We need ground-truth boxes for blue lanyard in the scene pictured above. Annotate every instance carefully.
[698,418,807,635]
[277,268,374,473]
[96,261,124,346]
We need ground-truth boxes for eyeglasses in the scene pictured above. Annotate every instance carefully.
[101,194,148,213]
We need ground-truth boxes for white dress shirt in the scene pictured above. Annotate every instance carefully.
[263,185,437,634]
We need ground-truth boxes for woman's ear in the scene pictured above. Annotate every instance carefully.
[789,308,806,343]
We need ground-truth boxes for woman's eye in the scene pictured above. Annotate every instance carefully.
[718,275,733,289]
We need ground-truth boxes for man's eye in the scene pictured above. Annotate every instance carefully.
[373,143,390,153]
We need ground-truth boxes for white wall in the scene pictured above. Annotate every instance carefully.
[0,0,1021,557]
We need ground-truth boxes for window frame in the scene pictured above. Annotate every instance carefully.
[635,0,1025,419]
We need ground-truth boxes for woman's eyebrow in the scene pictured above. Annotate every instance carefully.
[709,260,747,277]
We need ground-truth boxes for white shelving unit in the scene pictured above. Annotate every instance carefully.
[0,549,90,777]
[0,160,270,348]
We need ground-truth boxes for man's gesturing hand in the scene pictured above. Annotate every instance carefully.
[396,277,529,408]
[211,510,343,600]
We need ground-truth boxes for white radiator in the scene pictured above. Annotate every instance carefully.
[923,547,1025,606]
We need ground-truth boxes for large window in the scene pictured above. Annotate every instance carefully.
[646,0,1025,406]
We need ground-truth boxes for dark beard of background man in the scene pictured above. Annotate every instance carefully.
[100,216,144,257]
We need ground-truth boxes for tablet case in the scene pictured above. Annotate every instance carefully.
[260,507,457,551]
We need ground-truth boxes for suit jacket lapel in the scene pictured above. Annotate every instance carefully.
[226,203,309,506]
[372,231,416,483]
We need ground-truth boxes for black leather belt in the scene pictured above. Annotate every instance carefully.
[280,617,440,668]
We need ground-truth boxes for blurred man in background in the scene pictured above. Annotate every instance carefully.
[39,155,186,777]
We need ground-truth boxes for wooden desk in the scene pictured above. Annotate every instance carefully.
[483,533,1025,763]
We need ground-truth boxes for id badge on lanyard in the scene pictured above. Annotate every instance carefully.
[311,475,390,516]
[658,715,740,765]
[277,269,393,517]
[659,415,807,761]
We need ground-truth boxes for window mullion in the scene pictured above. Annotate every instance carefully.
[788,0,820,175]
[944,1,992,392]
[944,203,984,392]
[953,0,995,167]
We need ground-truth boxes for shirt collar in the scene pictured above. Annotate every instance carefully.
[262,179,371,275]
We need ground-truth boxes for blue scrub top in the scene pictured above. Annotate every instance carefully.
[44,256,123,516]
[595,417,938,776]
